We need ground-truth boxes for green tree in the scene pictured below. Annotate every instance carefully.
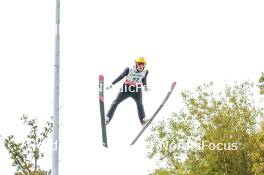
[147,82,263,175]
[248,73,264,174]
[258,72,264,95]
[4,115,53,175]
[149,168,176,175]
[249,123,264,174]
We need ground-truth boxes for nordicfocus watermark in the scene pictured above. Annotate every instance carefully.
[120,84,150,93]
[201,141,239,151]
[153,141,241,152]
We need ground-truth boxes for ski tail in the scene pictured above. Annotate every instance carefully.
[99,75,108,148]
[130,81,176,146]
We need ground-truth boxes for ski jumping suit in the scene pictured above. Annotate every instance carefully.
[106,67,148,124]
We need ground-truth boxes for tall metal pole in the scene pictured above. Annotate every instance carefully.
[52,0,60,173]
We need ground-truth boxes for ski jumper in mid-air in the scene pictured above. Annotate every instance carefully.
[105,57,150,126]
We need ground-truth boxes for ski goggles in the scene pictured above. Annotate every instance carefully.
[136,62,146,66]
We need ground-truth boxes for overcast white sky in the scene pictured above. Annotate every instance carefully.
[0,0,264,174]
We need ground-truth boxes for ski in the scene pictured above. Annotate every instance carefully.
[130,81,177,146]
[99,75,108,148]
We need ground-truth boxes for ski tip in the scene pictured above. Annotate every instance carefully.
[99,75,104,81]
[171,81,176,88]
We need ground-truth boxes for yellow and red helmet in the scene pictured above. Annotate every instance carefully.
[135,57,147,65]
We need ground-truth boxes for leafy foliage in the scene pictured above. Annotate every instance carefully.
[258,72,264,95]
[147,81,264,175]
[15,170,50,175]
[4,115,53,175]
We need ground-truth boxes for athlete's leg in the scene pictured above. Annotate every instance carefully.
[131,91,146,124]
[106,91,129,122]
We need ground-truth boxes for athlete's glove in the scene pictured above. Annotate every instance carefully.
[106,84,113,90]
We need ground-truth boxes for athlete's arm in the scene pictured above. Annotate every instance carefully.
[112,67,129,85]
[142,70,149,86]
